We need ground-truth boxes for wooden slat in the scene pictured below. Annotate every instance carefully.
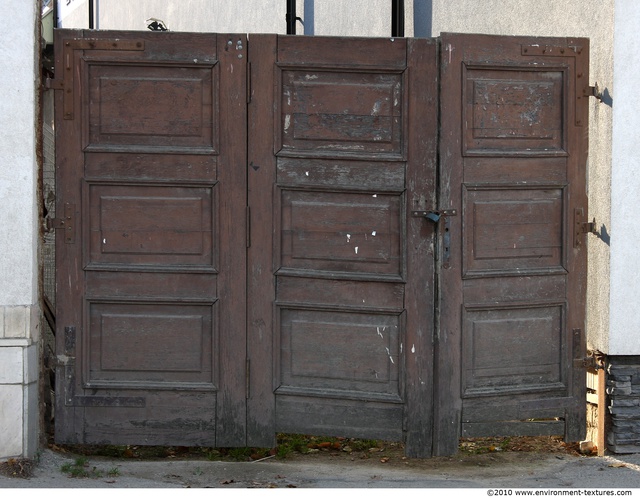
[246,34,278,448]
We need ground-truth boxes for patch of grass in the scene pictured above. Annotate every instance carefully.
[227,447,254,461]
[349,439,380,452]
[274,434,384,459]
[52,434,390,464]
[276,434,312,458]
[60,456,104,478]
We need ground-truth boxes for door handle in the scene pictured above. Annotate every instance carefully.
[411,209,457,269]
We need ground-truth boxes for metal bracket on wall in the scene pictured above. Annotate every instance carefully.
[45,38,145,120]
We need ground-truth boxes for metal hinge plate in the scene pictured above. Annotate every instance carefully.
[585,82,603,101]
[52,37,145,120]
[573,355,601,370]
[46,203,75,243]
[574,207,596,247]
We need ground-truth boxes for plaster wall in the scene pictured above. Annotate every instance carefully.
[59,0,405,37]
[609,0,640,355]
[430,0,615,353]
[1,2,40,306]
[0,1,41,459]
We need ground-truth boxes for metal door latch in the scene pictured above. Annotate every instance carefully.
[412,209,457,269]
[411,209,457,222]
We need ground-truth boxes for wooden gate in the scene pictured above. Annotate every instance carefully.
[246,36,437,456]
[435,33,589,455]
[51,30,588,457]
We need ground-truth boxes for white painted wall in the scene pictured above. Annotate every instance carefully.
[609,0,640,355]
[58,0,418,37]
[1,2,40,307]
[0,1,41,459]
[430,0,615,354]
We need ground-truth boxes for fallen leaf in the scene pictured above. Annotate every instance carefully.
[380,457,390,463]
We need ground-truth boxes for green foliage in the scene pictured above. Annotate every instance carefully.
[60,457,104,478]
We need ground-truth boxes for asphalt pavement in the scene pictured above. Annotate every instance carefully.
[3,446,640,491]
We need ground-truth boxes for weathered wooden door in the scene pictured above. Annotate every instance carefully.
[435,33,589,455]
[53,30,437,455]
[53,30,248,446]
[246,35,437,456]
[52,30,587,458]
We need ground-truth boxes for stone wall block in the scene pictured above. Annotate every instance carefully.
[0,385,23,458]
[607,385,632,395]
[608,359,640,453]
[610,398,639,407]
[24,345,38,384]
[4,306,29,339]
[0,347,24,384]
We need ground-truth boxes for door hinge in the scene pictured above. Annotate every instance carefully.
[574,207,597,247]
[51,38,145,120]
[585,82,603,102]
[45,77,64,90]
[45,202,75,244]
[573,355,602,370]
[521,44,584,56]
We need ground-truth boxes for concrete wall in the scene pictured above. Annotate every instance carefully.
[609,0,640,355]
[430,0,615,354]
[0,1,41,459]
